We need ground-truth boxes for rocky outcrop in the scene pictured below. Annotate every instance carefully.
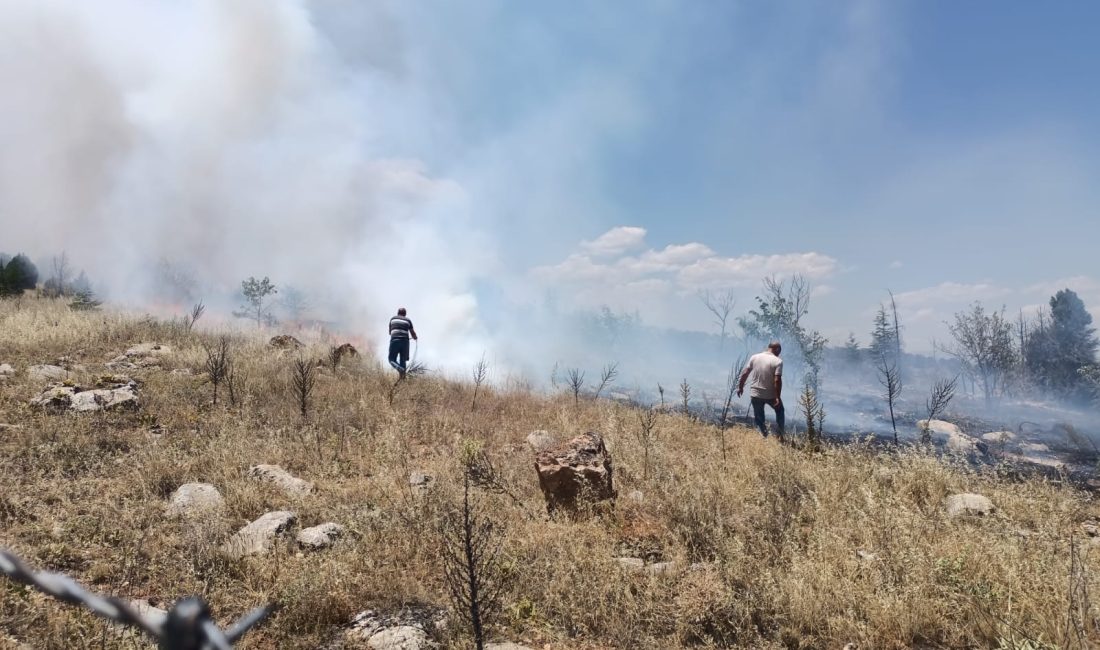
[297,523,345,550]
[535,431,615,513]
[107,343,171,370]
[222,511,297,559]
[30,379,139,412]
[945,493,994,518]
[247,464,314,497]
[166,483,224,518]
[28,364,69,382]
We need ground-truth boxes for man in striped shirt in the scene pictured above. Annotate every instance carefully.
[388,307,418,376]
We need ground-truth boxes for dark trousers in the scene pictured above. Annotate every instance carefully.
[750,396,785,437]
[388,337,410,372]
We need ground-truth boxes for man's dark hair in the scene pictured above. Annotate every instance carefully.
[768,341,782,353]
[398,307,407,316]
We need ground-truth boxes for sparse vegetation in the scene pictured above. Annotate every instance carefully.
[203,335,232,406]
[923,376,959,444]
[566,367,584,406]
[1,296,1100,649]
[593,362,618,399]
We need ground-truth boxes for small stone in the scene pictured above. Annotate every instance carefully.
[222,511,297,559]
[409,472,434,494]
[981,431,1016,443]
[615,557,645,571]
[247,464,313,497]
[367,625,430,650]
[855,549,878,562]
[28,364,69,382]
[486,644,535,650]
[1081,521,1100,537]
[645,561,677,575]
[297,522,345,550]
[945,493,994,518]
[525,430,555,452]
[166,483,224,518]
[269,335,304,350]
[626,490,645,503]
[0,363,14,379]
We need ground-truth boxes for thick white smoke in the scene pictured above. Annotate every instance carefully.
[0,0,490,365]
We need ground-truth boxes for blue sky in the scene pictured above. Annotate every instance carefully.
[358,0,1100,351]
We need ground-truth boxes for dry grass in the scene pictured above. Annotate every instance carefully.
[1,297,1099,649]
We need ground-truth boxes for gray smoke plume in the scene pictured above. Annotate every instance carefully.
[0,0,490,363]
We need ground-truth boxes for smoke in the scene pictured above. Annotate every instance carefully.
[0,0,490,363]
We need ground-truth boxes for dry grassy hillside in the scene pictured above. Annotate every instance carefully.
[1,297,1099,649]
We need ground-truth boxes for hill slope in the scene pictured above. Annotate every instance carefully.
[1,298,1098,649]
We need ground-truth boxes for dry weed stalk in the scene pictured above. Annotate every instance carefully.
[593,362,619,399]
[635,407,660,480]
[203,336,232,406]
[471,354,489,411]
[566,368,585,406]
[440,469,509,650]
[291,355,317,417]
[922,376,958,444]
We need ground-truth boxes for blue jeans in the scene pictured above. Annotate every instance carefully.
[751,397,784,437]
[388,338,410,372]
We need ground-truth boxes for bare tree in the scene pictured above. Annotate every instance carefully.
[46,252,71,298]
[921,376,958,445]
[699,288,737,350]
[186,301,205,332]
[566,368,585,406]
[593,362,619,399]
[471,354,489,410]
[203,337,232,406]
[635,407,660,480]
[945,303,1016,404]
[875,351,902,444]
[656,383,666,410]
[798,383,825,450]
[679,378,692,416]
[440,471,509,650]
[291,356,317,418]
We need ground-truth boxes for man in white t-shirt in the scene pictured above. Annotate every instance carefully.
[737,341,785,438]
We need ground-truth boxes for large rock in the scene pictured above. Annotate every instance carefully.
[166,483,224,518]
[69,384,139,412]
[222,511,297,559]
[535,431,615,513]
[919,419,981,455]
[945,493,995,518]
[247,464,314,497]
[28,364,69,382]
[297,522,345,550]
[344,607,445,650]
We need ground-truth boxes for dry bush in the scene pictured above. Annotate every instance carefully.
[1,295,1099,649]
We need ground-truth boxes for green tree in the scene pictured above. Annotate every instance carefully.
[0,253,39,297]
[843,332,862,364]
[1026,289,1098,397]
[233,276,278,327]
[870,303,896,362]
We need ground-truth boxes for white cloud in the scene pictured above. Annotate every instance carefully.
[579,226,647,257]
[892,281,1011,309]
[889,260,903,269]
[677,252,838,289]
